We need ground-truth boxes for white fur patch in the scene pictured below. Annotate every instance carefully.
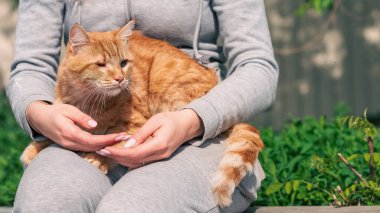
[226,141,248,151]
[211,171,235,207]
[219,154,243,168]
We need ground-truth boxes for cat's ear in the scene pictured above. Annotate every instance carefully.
[69,23,90,53]
[117,20,135,40]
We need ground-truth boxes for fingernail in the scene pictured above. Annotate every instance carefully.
[115,134,125,141]
[88,120,97,128]
[122,135,132,141]
[96,149,111,156]
[124,137,136,148]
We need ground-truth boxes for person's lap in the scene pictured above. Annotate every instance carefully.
[14,138,260,213]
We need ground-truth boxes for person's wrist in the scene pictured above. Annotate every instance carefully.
[180,109,204,139]
[26,101,51,133]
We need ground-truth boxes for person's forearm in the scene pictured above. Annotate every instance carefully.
[8,0,65,140]
[7,72,56,140]
[183,0,279,145]
[184,61,278,145]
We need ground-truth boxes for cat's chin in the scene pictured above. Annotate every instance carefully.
[104,87,123,97]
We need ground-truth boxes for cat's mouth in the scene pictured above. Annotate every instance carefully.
[96,80,129,96]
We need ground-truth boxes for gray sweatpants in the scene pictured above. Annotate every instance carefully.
[13,138,261,213]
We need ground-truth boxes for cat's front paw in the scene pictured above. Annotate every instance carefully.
[81,152,115,174]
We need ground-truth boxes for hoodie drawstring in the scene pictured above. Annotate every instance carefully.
[193,0,209,66]
[74,0,81,24]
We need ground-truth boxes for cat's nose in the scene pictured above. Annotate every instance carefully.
[114,76,124,83]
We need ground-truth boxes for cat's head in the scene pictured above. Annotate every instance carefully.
[61,20,135,97]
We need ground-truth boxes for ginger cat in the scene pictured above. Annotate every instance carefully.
[20,20,264,207]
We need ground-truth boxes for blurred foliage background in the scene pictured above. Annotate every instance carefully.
[256,109,380,206]
[0,92,29,205]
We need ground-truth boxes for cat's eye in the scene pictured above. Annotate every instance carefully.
[96,63,106,67]
[120,60,128,68]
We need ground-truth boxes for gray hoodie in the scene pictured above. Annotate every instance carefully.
[7,0,279,148]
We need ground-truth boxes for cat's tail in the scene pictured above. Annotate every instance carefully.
[211,123,264,207]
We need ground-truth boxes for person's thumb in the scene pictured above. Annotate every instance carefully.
[62,104,98,130]
[124,116,162,148]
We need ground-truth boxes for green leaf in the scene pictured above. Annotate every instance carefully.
[307,183,313,191]
[364,153,380,164]
[265,182,283,195]
[265,159,277,178]
[369,181,377,188]
[364,153,370,162]
[374,153,380,163]
[293,180,300,191]
[285,181,292,194]
[375,190,380,197]
[349,117,354,128]
[346,154,360,162]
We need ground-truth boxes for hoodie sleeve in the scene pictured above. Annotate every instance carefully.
[6,0,65,140]
[183,0,279,146]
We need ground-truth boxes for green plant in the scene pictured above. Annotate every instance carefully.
[255,112,380,206]
[296,0,335,16]
[341,109,377,179]
[0,91,30,206]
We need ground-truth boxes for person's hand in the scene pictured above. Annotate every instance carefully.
[26,101,126,152]
[96,109,203,168]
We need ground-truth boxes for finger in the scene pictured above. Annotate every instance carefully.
[61,121,126,148]
[125,163,142,169]
[62,104,98,130]
[132,116,163,145]
[63,142,94,152]
[76,131,127,148]
[132,152,164,165]
[96,145,136,161]
[98,134,165,161]
[55,136,94,152]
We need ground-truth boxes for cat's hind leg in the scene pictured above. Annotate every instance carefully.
[211,123,264,207]
[20,140,53,168]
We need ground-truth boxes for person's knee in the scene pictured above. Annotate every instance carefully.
[96,167,184,212]
[14,186,101,213]
[14,146,112,213]
[96,163,216,213]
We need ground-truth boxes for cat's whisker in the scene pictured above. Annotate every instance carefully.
[94,88,105,117]
[63,82,94,104]
[93,87,105,117]
[98,89,107,117]
[67,90,93,110]
[81,87,99,115]
[94,90,102,117]
[62,85,91,102]
[121,81,133,96]
[90,88,99,117]
[78,87,98,113]
[79,87,96,111]
[101,88,107,112]
[88,88,102,118]
[68,88,93,106]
